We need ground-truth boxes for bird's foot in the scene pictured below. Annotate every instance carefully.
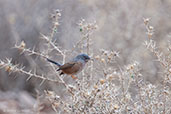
[71,75,78,80]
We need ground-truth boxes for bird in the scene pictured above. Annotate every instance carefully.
[47,53,91,79]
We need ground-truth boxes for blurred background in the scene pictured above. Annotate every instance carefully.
[0,0,171,113]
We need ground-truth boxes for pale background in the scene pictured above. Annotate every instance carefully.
[0,0,170,113]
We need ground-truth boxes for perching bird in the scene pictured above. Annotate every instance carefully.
[47,54,90,79]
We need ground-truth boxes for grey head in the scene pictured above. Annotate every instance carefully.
[74,53,90,62]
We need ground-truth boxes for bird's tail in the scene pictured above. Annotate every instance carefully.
[47,58,61,67]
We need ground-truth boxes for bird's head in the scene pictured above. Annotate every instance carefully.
[75,53,90,62]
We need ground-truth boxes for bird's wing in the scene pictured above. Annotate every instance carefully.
[58,62,76,70]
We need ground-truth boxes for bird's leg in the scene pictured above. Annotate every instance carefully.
[71,75,78,80]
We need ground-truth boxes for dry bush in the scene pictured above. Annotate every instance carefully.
[0,9,171,114]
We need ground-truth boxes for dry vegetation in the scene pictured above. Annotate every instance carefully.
[0,0,171,114]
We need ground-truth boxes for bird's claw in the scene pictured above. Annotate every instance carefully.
[71,75,78,80]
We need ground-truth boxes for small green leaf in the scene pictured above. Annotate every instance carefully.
[54,28,57,33]
[131,75,134,78]
[80,28,83,32]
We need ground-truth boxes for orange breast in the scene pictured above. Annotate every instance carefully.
[62,62,83,75]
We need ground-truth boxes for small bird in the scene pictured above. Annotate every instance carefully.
[47,54,90,79]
